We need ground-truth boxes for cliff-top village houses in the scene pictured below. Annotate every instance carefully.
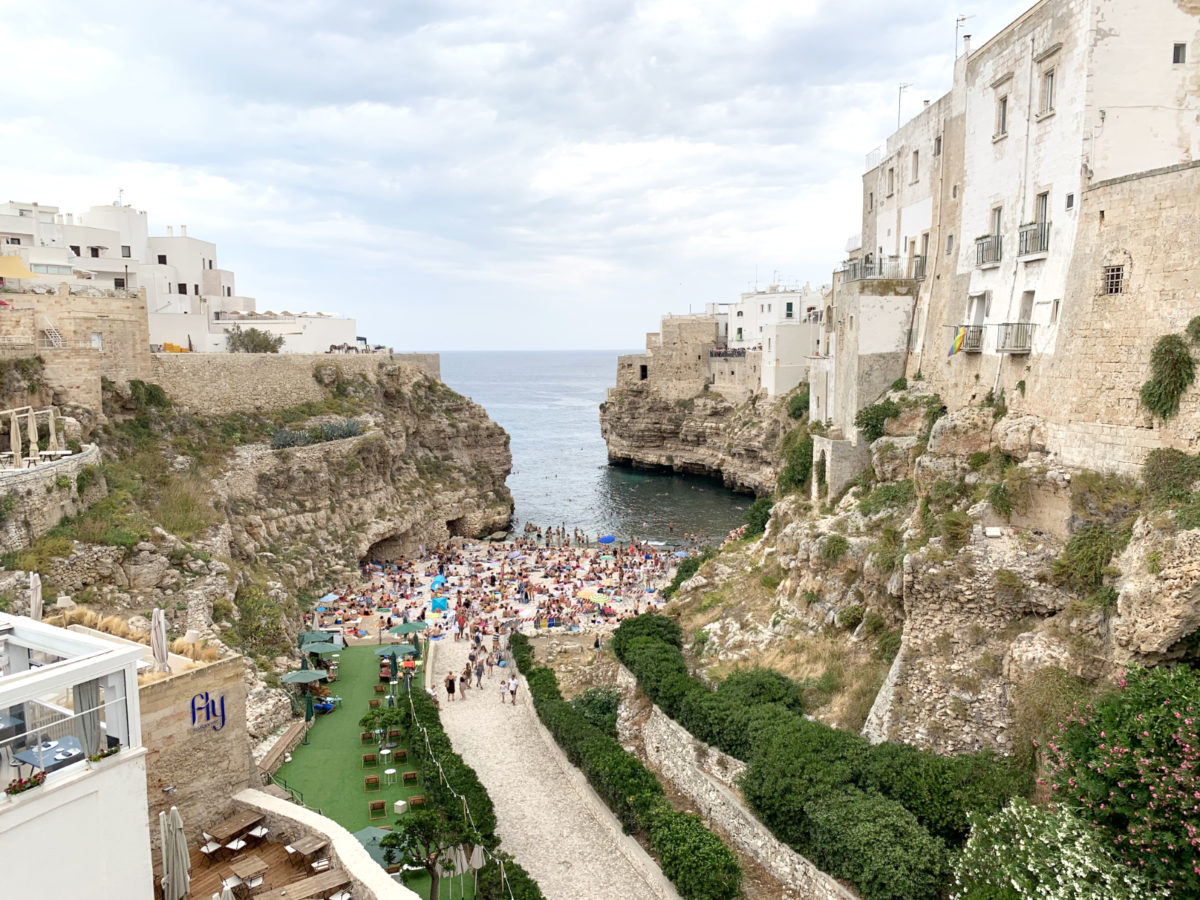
[2,0,1199,898]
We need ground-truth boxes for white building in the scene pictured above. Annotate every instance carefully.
[722,284,827,398]
[0,199,358,354]
[0,613,153,900]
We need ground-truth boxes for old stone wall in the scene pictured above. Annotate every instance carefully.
[0,445,106,553]
[149,353,441,414]
[41,348,103,411]
[613,664,856,900]
[140,654,256,849]
[707,351,761,404]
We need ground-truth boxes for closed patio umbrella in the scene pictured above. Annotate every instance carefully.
[26,408,37,461]
[159,806,191,900]
[151,607,171,673]
[28,572,42,622]
[9,410,21,469]
[46,407,59,452]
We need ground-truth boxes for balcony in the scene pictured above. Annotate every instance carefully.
[840,257,907,282]
[911,255,926,280]
[1018,221,1051,256]
[961,325,984,353]
[996,321,1035,353]
[975,234,1002,267]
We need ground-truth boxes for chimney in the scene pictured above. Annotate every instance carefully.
[923,100,930,107]
[962,34,971,55]
[167,226,174,236]
[180,225,187,237]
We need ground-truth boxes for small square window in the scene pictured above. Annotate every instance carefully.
[69,244,80,256]
[1174,43,1187,64]
[1066,193,1075,210]
[157,254,167,265]
[1104,265,1125,294]
[121,245,131,258]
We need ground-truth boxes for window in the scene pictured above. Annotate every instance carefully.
[114,277,125,289]
[946,233,955,256]
[1066,193,1075,210]
[1104,265,1124,294]
[1174,43,1187,64]
[868,191,874,211]
[69,244,80,256]
[30,264,72,275]
[934,135,942,156]
[90,333,102,350]
[207,259,214,269]
[225,286,232,297]
[1051,299,1061,322]
[911,150,920,182]
[1036,191,1049,224]
[736,310,743,317]
[996,95,1009,136]
[1040,68,1056,114]
[887,167,895,196]
[736,327,743,341]
[991,206,1002,237]
[90,247,100,258]
[952,184,958,198]
[193,284,199,295]
[157,254,167,265]
[177,282,187,294]
[639,365,648,381]
[121,245,131,258]
[4,237,20,245]
[786,302,794,318]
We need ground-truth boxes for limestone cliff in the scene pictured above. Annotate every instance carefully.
[5,357,512,737]
[600,385,792,495]
[665,383,1200,760]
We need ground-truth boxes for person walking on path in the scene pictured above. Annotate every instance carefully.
[508,674,519,706]
[474,659,485,688]
[486,652,495,679]
[499,676,509,704]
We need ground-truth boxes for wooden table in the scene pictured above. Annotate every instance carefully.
[230,854,268,881]
[255,868,350,900]
[207,810,265,844]
[289,835,329,858]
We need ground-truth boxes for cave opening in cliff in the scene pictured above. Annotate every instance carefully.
[446,516,470,537]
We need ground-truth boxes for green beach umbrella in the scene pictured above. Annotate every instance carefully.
[354,825,397,869]
[389,621,428,635]
[298,630,328,646]
[374,644,416,656]
[281,669,328,684]
[300,641,339,655]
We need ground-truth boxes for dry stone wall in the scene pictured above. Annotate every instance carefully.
[0,445,106,554]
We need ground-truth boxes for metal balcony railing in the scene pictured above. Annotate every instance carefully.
[975,234,1002,266]
[996,322,1035,353]
[911,255,926,279]
[840,257,907,282]
[1018,221,1051,256]
[962,325,984,353]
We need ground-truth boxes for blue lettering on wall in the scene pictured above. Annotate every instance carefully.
[190,692,226,732]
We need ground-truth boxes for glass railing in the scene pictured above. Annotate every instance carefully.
[0,696,131,795]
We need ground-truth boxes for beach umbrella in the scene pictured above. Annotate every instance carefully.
[375,644,416,656]
[159,806,191,900]
[598,535,615,544]
[151,607,170,673]
[28,573,42,622]
[600,555,615,561]
[431,574,447,588]
[281,669,327,684]
[26,409,37,460]
[674,550,689,558]
[298,630,330,646]
[389,621,428,635]
[353,825,395,868]
[300,641,339,655]
[318,592,339,604]
[9,410,20,469]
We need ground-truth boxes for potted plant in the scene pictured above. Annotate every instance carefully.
[5,770,46,797]
[88,743,121,766]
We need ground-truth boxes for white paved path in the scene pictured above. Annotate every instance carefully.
[430,638,679,900]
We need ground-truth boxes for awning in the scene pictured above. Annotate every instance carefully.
[0,256,37,279]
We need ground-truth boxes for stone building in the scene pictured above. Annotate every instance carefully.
[819,0,1200,480]
[0,199,358,354]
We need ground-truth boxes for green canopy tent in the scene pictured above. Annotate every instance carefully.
[389,622,428,635]
[374,644,416,656]
[281,669,328,685]
[298,630,330,647]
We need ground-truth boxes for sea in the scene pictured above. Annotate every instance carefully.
[438,351,751,546]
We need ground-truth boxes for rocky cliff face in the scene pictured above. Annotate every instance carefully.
[600,384,790,495]
[665,383,1200,759]
[10,359,512,738]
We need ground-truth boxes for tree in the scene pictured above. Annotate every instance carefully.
[226,326,284,353]
[381,809,477,900]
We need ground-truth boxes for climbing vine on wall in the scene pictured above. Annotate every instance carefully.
[1140,329,1197,421]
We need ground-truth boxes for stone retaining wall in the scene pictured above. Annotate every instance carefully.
[0,445,105,553]
[613,664,857,900]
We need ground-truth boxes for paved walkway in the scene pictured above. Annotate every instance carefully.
[431,638,679,900]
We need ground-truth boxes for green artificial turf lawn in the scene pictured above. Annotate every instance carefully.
[275,645,476,899]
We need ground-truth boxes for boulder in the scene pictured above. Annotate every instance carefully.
[872,436,918,482]
[993,415,1048,461]
[927,406,994,456]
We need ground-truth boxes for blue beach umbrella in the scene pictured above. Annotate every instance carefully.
[598,535,616,544]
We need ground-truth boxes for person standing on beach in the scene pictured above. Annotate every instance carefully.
[474,658,484,688]
[499,676,509,704]
[508,674,519,706]
[445,670,457,702]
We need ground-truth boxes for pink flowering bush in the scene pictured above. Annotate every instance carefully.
[1043,665,1200,894]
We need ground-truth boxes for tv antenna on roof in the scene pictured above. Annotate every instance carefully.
[955,14,975,58]
[898,83,912,128]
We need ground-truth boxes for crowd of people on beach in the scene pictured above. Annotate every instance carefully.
[302,524,712,704]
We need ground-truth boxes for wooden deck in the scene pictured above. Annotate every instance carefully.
[184,839,301,899]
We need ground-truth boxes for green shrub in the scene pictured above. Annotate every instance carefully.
[820,534,850,564]
[649,809,743,900]
[1140,333,1195,421]
[1142,448,1200,503]
[862,610,886,635]
[967,451,991,470]
[838,604,864,630]
[1188,315,1200,345]
[787,388,810,419]
[986,482,1013,517]
[227,326,285,353]
[1050,522,1124,595]
[128,380,171,409]
[744,497,773,537]
[876,629,902,662]
[940,510,973,550]
[993,568,1025,601]
[857,479,915,517]
[570,687,621,737]
[75,466,98,493]
[777,430,814,495]
[477,852,545,900]
[854,399,901,442]
[890,376,908,392]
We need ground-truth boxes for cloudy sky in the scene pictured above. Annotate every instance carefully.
[4,0,1030,351]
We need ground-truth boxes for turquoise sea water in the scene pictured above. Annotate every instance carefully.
[438,351,751,545]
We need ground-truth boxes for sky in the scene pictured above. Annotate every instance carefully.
[4,0,1031,351]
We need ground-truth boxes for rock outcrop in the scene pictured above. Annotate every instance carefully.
[599,384,791,495]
